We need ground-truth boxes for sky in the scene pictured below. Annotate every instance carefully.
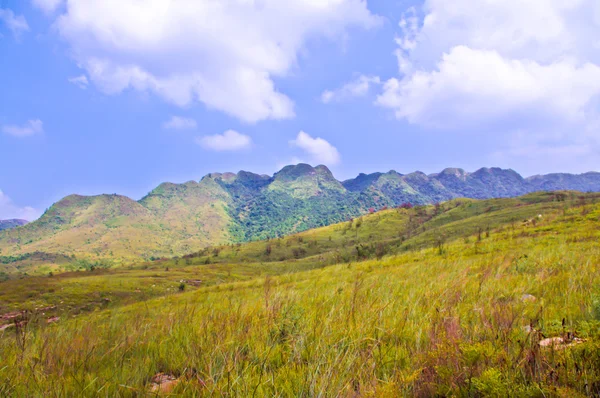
[1,0,599,220]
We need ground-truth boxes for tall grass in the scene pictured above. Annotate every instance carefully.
[1,201,600,396]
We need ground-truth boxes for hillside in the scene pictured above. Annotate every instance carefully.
[1,164,599,271]
[0,187,233,269]
[1,191,600,396]
[1,191,596,308]
[0,219,28,231]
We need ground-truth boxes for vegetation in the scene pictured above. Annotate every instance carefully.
[1,165,600,273]
[1,191,600,395]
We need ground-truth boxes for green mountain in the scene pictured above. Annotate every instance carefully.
[0,219,28,231]
[1,164,599,270]
[526,171,600,192]
[0,183,233,266]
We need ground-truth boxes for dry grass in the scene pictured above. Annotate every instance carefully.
[1,197,600,396]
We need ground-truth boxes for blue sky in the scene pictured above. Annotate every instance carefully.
[1,0,599,220]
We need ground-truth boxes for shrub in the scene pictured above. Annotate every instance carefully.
[472,368,507,396]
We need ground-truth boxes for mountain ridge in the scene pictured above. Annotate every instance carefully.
[1,164,599,266]
[0,219,29,231]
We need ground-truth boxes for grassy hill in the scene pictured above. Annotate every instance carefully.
[1,164,600,274]
[1,192,599,395]
[0,180,234,272]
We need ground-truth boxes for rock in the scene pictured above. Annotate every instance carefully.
[36,305,56,312]
[0,321,27,331]
[539,336,585,350]
[521,294,537,302]
[539,337,564,347]
[150,373,179,394]
[1,311,24,321]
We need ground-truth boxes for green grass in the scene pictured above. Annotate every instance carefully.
[1,192,595,326]
[153,191,593,267]
[1,192,600,396]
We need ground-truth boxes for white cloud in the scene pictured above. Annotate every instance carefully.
[197,130,252,152]
[31,0,64,14]
[377,46,600,129]
[290,131,340,165]
[163,116,197,130]
[321,75,381,103]
[2,120,44,137]
[68,74,89,89]
[0,190,40,221]
[47,0,379,123]
[396,7,419,53]
[0,8,29,39]
[377,0,600,161]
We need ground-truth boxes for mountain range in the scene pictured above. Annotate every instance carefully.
[1,164,599,265]
[0,219,28,231]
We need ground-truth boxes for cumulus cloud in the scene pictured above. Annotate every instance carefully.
[377,0,600,161]
[163,116,197,130]
[290,131,340,165]
[68,74,89,89]
[31,0,64,14]
[46,0,378,123]
[321,75,381,103]
[196,130,252,152]
[0,190,40,221]
[377,46,600,129]
[2,120,44,137]
[0,8,29,39]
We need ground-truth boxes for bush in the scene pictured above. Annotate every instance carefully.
[471,368,507,396]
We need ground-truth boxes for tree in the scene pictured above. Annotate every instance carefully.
[375,243,386,260]
[355,217,363,240]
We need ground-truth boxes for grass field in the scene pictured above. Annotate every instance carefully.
[1,192,599,396]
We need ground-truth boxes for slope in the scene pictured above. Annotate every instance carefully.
[1,164,600,272]
[1,192,600,396]
[2,191,596,308]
